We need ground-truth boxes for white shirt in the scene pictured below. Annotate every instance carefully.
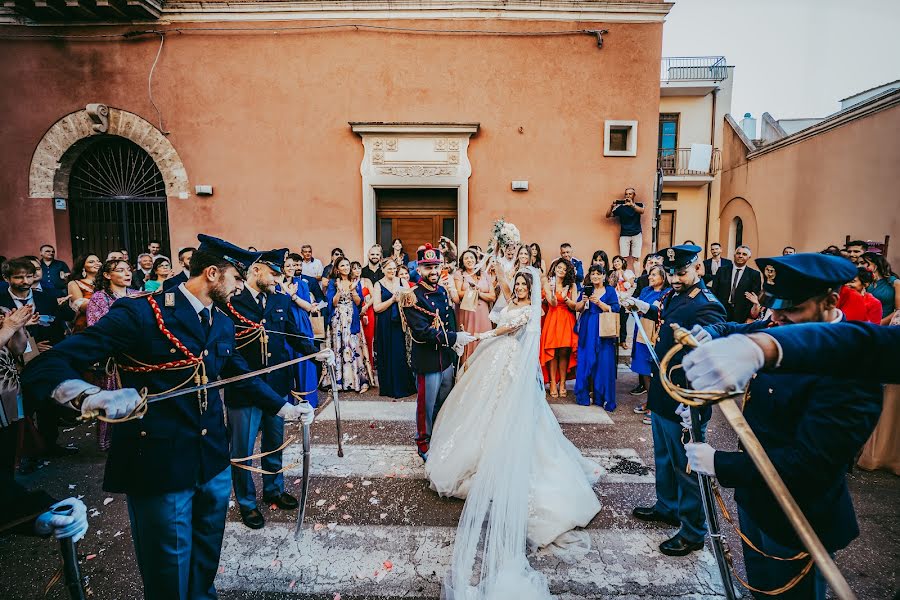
[710,257,722,274]
[247,285,266,309]
[8,288,33,308]
[178,283,213,325]
[300,258,324,279]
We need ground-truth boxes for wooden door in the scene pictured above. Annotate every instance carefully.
[376,188,457,256]
[658,210,676,250]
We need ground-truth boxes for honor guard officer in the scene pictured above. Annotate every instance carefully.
[400,244,476,461]
[222,248,322,530]
[685,320,900,390]
[684,253,883,599]
[622,244,726,556]
[21,235,319,600]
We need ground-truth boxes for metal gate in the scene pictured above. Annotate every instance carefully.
[69,136,170,260]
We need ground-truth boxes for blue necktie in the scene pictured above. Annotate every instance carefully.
[199,307,211,339]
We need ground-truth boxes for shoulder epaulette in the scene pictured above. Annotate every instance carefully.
[689,287,701,299]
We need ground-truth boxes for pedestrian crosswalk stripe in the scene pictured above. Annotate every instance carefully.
[217,523,725,598]
[283,444,653,484]
[316,400,615,425]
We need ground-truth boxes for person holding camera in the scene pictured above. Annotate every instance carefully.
[606,187,645,272]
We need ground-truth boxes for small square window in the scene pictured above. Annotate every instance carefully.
[604,120,638,157]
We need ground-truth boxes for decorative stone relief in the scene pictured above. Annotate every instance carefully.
[434,138,448,151]
[447,152,459,164]
[372,150,385,164]
[372,138,384,150]
[385,138,398,152]
[448,139,460,151]
[376,166,455,177]
[85,103,109,134]
[29,106,189,198]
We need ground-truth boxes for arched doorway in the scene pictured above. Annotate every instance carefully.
[728,216,744,252]
[69,136,170,260]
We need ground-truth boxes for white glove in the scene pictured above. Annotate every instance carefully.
[683,334,765,392]
[689,324,712,345]
[315,348,336,367]
[82,388,143,420]
[277,401,315,426]
[34,498,89,542]
[685,442,717,476]
[622,297,650,314]
[675,404,692,430]
[455,332,477,346]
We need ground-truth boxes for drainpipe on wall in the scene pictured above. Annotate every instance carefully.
[703,88,719,259]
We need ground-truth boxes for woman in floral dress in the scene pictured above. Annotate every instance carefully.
[323,257,373,393]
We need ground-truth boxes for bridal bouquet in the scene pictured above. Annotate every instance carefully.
[487,217,521,253]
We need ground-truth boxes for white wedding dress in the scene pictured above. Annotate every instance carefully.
[426,266,603,600]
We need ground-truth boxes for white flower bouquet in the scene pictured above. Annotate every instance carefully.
[487,217,521,254]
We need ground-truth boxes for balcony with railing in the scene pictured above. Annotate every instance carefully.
[661,56,729,96]
[658,147,721,186]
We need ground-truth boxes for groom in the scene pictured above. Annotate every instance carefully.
[401,243,476,461]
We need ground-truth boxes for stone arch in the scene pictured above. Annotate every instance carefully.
[29,106,189,198]
[719,196,759,259]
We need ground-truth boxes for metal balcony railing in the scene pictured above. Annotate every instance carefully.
[661,57,728,82]
[658,148,721,177]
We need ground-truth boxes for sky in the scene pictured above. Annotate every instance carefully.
[662,0,900,126]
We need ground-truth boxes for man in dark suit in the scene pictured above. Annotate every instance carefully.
[21,235,320,600]
[220,248,320,529]
[711,245,762,323]
[702,242,732,285]
[2,257,75,456]
[686,253,881,599]
[162,246,196,291]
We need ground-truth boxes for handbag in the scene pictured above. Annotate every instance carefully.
[598,311,619,338]
[460,288,478,312]
[636,317,659,345]
[309,311,326,340]
[22,334,41,364]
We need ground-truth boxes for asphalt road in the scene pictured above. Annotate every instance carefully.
[1,368,897,599]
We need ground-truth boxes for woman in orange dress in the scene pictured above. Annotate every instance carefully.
[67,254,102,334]
[540,257,578,397]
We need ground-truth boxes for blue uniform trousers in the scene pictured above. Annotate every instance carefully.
[227,402,286,512]
[126,466,231,600]
[650,413,708,543]
[738,506,828,599]
[415,364,455,458]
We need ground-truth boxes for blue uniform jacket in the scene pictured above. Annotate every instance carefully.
[644,280,726,422]
[403,283,458,374]
[221,287,318,399]
[769,321,900,383]
[21,288,288,496]
[708,318,883,551]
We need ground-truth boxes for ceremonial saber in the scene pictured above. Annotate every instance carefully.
[293,419,311,539]
[327,362,344,458]
[52,506,88,600]
[630,312,737,600]
[664,325,856,600]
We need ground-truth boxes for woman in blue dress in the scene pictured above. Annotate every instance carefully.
[372,259,417,398]
[574,265,620,410]
[281,253,321,407]
[630,265,669,416]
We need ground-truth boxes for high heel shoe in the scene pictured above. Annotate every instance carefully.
[549,383,559,398]
[559,385,568,398]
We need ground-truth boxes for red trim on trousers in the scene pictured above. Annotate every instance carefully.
[415,374,429,454]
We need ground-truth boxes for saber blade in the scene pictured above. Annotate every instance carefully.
[328,363,344,458]
[293,421,311,540]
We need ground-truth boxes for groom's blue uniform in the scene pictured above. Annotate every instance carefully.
[641,246,726,548]
[401,245,458,460]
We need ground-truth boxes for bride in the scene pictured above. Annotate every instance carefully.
[425,256,604,599]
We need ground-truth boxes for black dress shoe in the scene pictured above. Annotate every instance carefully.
[632,506,680,527]
[659,534,705,556]
[629,384,647,396]
[240,508,265,529]
[44,444,79,457]
[263,492,299,510]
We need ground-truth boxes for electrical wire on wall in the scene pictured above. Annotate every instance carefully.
[148,31,168,135]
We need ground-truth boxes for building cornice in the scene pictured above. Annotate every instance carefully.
[746,89,900,159]
[0,1,672,26]
[350,122,480,136]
